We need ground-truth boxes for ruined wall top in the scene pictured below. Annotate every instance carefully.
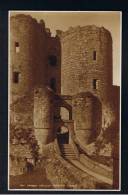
[11,14,112,42]
[10,14,58,39]
[56,25,112,41]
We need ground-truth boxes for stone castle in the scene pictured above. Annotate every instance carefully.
[10,14,119,157]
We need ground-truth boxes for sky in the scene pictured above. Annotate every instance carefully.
[10,11,121,86]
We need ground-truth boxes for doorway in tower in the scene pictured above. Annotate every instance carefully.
[57,126,69,144]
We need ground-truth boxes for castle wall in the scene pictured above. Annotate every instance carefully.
[73,93,102,144]
[10,93,34,127]
[10,14,119,151]
[34,88,54,152]
[46,36,61,94]
[10,14,46,103]
[58,26,116,144]
[10,14,62,152]
[59,26,113,102]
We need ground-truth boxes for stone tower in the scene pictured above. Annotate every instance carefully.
[10,14,61,151]
[10,14,119,149]
[10,14,46,103]
[59,25,112,99]
[58,26,115,144]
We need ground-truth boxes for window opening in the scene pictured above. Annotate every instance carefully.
[15,42,20,53]
[50,78,56,92]
[93,51,96,60]
[93,79,99,89]
[48,55,57,66]
[13,72,20,83]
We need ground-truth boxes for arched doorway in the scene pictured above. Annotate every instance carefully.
[57,126,69,144]
[60,105,72,120]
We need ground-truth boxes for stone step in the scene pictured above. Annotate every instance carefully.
[62,152,76,155]
[61,149,75,153]
[63,156,77,158]
[60,145,73,149]
[60,144,77,159]
[61,149,73,152]
[61,147,73,150]
[60,144,73,147]
[62,153,77,158]
[61,152,76,155]
[62,151,75,154]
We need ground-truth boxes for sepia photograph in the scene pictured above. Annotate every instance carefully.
[8,11,121,191]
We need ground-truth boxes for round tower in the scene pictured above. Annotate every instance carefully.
[60,25,113,102]
[73,92,102,144]
[10,14,46,103]
[34,87,54,153]
[59,25,113,144]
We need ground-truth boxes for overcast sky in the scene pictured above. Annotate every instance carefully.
[10,11,121,86]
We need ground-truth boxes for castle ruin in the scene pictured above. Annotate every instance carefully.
[9,14,120,188]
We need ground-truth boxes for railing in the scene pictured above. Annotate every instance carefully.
[54,136,112,184]
[80,154,113,179]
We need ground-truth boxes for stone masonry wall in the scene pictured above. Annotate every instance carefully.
[58,25,116,144]
[10,92,34,128]
[46,36,61,94]
[72,92,102,144]
[10,14,119,154]
[10,14,46,103]
[10,14,62,157]
[34,87,54,151]
[59,25,113,102]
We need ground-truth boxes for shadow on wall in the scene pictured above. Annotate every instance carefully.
[90,95,102,143]
[76,92,102,144]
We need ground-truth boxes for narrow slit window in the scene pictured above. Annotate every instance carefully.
[13,72,20,83]
[15,42,20,53]
[93,51,96,60]
[50,78,56,92]
[48,55,57,66]
[93,79,99,89]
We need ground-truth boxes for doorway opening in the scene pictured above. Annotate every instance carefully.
[57,126,69,144]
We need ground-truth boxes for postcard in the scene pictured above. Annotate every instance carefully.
[8,11,121,191]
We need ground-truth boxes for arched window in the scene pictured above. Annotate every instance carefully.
[48,55,57,66]
[50,78,56,92]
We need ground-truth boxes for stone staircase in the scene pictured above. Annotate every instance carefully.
[59,144,112,185]
[56,141,113,186]
[59,144,77,160]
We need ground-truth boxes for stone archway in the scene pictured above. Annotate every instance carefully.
[54,95,74,143]
[60,106,72,120]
